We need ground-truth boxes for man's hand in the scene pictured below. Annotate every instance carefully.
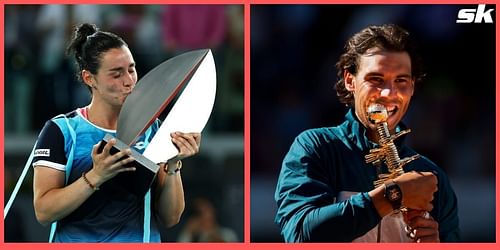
[394,171,438,211]
[404,210,440,242]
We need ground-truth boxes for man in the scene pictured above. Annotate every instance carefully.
[274,24,459,242]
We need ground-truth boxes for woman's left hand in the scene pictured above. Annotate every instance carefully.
[170,132,201,160]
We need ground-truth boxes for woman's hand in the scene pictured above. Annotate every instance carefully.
[87,139,136,187]
[155,132,200,226]
[170,132,202,160]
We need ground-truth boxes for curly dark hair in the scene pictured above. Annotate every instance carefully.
[335,24,425,106]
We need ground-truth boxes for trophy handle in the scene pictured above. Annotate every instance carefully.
[97,134,160,197]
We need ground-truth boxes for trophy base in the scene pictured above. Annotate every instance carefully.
[97,134,160,197]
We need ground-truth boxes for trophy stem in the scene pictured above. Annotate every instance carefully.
[365,104,428,241]
[365,104,419,187]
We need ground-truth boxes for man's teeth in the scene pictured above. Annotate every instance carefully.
[387,107,396,115]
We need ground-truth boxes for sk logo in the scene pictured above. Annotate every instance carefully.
[457,4,495,23]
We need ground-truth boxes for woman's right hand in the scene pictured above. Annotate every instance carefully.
[86,139,136,187]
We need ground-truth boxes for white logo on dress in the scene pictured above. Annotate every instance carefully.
[134,142,146,151]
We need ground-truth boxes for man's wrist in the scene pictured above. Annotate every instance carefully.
[369,185,395,218]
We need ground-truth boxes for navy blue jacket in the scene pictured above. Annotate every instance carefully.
[275,109,460,242]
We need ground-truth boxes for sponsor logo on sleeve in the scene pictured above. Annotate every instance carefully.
[34,149,51,157]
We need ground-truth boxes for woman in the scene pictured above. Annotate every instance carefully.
[32,23,201,242]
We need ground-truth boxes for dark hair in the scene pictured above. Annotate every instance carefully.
[66,23,128,92]
[335,24,425,106]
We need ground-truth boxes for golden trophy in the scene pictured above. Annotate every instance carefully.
[364,103,428,241]
[364,103,420,187]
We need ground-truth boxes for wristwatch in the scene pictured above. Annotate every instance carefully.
[384,181,402,210]
[164,160,183,175]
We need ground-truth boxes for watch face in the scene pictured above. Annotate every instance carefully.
[388,188,401,201]
[385,182,402,210]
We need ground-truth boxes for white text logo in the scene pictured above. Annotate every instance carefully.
[457,4,494,23]
[34,149,51,157]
